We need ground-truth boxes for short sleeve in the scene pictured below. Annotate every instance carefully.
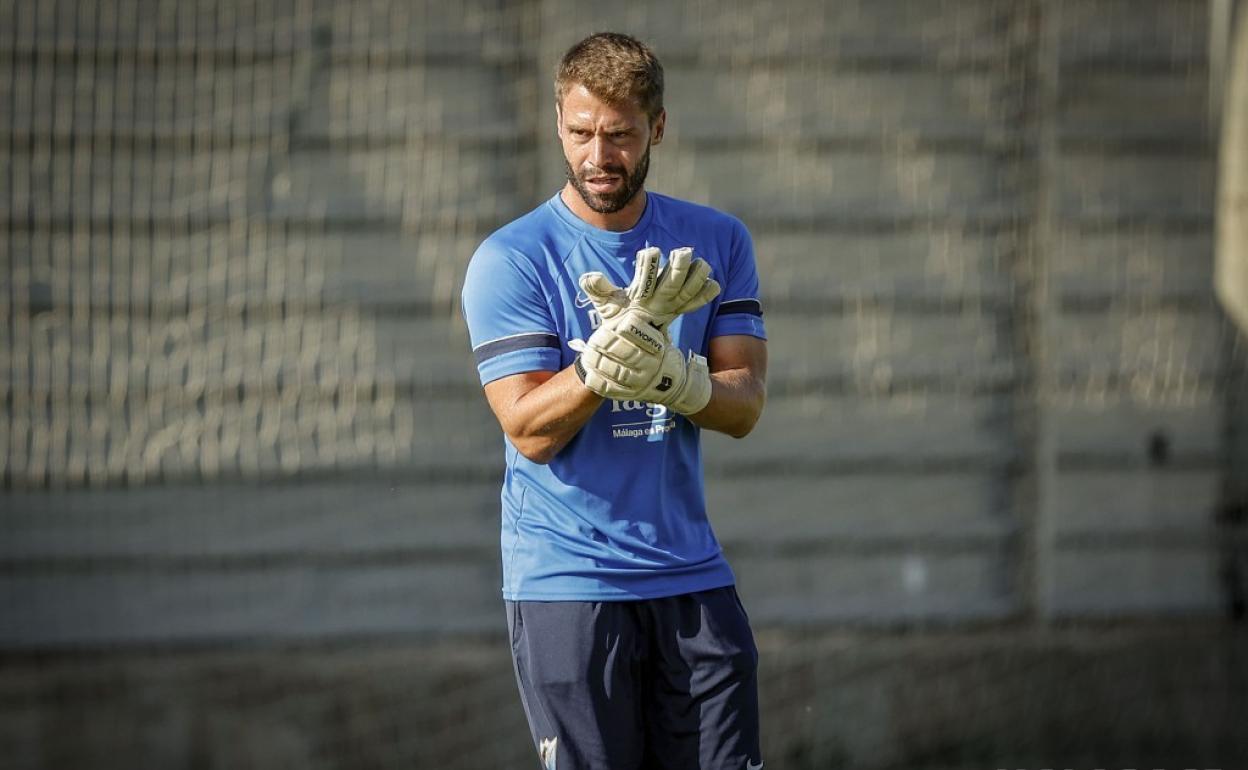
[709,219,767,340]
[461,240,562,385]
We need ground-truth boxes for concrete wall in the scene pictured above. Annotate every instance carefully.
[2,0,1238,645]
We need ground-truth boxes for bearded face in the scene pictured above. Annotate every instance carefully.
[557,84,663,222]
[563,140,652,215]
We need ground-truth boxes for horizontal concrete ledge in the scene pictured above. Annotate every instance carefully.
[1,128,1213,157]
[3,211,1216,235]
[3,293,1226,324]
[0,532,1021,573]
[7,294,1024,319]
[0,615,1236,657]
[0,44,1022,73]
[0,42,1209,73]
[0,457,1018,492]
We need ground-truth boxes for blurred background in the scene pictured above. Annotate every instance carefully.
[2,0,1247,768]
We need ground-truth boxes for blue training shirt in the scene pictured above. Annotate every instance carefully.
[461,190,767,601]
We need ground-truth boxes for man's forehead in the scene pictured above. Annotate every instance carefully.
[562,111,639,130]
[560,85,646,125]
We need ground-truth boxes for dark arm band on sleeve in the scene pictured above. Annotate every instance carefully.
[715,299,764,317]
[473,332,561,366]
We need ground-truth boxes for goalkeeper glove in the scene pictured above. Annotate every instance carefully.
[571,246,717,415]
[574,329,713,415]
[579,246,720,332]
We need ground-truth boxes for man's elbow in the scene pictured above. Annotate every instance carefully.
[718,396,763,439]
[725,412,761,439]
[510,434,561,464]
[725,395,765,439]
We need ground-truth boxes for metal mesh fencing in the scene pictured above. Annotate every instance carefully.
[1,1,1245,768]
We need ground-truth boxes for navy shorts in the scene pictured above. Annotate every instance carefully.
[506,585,762,770]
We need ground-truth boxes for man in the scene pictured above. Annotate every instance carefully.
[461,32,767,770]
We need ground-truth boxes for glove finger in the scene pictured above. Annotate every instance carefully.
[668,246,694,270]
[580,272,625,304]
[580,348,640,392]
[674,276,721,317]
[669,257,712,308]
[586,318,662,366]
[585,349,652,391]
[590,331,660,373]
[680,277,721,317]
[650,247,694,309]
[577,352,627,397]
[586,325,656,368]
[582,369,631,400]
[695,277,722,308]
[579,272,628,320]
[626,247,662,302]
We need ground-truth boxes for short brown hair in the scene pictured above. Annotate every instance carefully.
[555,32,664,122]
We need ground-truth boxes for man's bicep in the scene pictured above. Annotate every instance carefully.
[707,335,767,379]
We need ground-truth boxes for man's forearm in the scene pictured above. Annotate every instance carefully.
[688,368,766,438]
[487,366,603,464]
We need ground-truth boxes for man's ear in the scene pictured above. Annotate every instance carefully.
[555,103,563,138]
[651,109,666,145]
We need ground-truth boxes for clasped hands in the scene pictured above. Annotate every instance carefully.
[572,246,720,415]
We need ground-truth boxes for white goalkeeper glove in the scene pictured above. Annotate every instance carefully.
[572,247,718,415]
[579,246,720,332]
[574,320,713,415]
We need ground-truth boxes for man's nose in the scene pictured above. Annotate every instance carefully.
[589,135,612,169]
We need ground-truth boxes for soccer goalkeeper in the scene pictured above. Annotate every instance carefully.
[461,32,768,770]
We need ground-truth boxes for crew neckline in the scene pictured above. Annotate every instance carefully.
[548,189,658,246]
